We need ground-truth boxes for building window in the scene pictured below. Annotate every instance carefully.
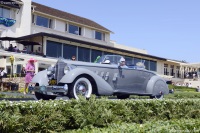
[32,14,34,23]
[95,31,105,41]
[125,56,134,66]
[6,66,11,75]
[46,41,62,58]
[176,66,180,78]
[68,24,81,35]
[16,64,22,74]
[91,49,102,62]
[78,47,90,62]
[170,65,174,76]
[63,44,77,60]
[0,7,10,18]
[150,60,157,71]
[164,64,168,67]
[35,15,52,28]
[143,59,150,70]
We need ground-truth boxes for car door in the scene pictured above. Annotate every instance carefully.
[114,67,151,94]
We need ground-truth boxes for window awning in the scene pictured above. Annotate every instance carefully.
[18,32,167,61]
[0,36,21,41]
[0,0,22,9]
[17,41,41,46]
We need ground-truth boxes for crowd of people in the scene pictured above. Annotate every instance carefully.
[174,82,193,88]
[185,71,199,80]
[173,82,200,92]
[5,44,44,56]
[6,44,27,53]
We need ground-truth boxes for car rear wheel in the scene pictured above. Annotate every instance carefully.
[151,80,166,99]
[68,77,92,99]
[150,94,164,99]
[117,94,130,99]
[35,91,57,100]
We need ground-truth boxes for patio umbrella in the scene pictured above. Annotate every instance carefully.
[17,41,41,46]
[0,37,21,49]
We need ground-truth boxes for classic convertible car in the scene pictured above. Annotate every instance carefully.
[32,55,169,100]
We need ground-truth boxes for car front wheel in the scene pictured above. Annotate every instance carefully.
[68,77,92,99]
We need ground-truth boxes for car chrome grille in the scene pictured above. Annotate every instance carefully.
[55,59,67,83]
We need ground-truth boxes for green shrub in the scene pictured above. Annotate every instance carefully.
[64,119,200,133]
[0,98,200,132]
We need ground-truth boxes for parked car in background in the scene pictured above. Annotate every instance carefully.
[32,55,169,100]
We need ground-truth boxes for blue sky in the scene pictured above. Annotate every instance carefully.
[32,0,200,63]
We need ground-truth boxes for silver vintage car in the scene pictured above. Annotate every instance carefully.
[32,55,169,100]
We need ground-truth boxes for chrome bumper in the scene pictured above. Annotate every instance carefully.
[34,84,68,93]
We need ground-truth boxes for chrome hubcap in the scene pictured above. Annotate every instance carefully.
[75,81,88,96]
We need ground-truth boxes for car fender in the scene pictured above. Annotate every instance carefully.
[31,70,49,86]
[146,75,169,95]
[59,68,114,95]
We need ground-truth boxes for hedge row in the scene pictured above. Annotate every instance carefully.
[0,97,200,132]
[65,119,200,133]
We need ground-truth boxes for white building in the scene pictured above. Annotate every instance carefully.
[0,0,200,86]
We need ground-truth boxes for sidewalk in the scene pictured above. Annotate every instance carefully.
[0,91,37,99]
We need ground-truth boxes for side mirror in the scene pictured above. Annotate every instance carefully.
[103,59,110,64]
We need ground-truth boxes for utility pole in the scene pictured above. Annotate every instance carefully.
[9,55,14,78]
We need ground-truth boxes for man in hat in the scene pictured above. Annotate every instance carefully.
[119,57,128,68]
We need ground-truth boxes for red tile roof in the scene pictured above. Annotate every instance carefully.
[32,2,111,33]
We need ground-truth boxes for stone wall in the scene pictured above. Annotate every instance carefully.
[1,77,25,90]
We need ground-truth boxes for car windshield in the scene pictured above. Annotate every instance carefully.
[96,55,122,65]
[96,55,105,63]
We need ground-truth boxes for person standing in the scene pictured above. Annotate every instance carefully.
[0,67,3,89]
[196,86,200,92]
[14,46,19,52]
[24,58,37,94]
[188,83,192,88]
[7,44,14,52]
[72,56,76,61]
[20,67,26,77]
[0,67,7,78]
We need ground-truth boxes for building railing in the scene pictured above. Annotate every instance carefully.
[2,48,46,57]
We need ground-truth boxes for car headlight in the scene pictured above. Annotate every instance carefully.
[47,70,52,75]
[47,65,55,75]
[64,66,71,74]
